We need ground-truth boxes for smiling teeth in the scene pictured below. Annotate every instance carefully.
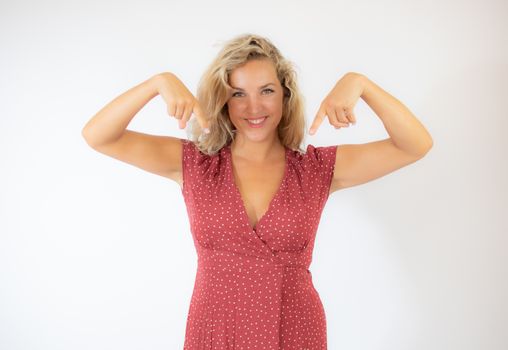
[247,117,266,124]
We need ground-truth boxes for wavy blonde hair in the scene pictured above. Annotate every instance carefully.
[187,33,307,155]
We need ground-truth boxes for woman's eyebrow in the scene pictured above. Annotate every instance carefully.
[231,83,275,91]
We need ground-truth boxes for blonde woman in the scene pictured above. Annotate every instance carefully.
[82,33,433,349]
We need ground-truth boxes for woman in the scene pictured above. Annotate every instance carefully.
[82,33,432,349]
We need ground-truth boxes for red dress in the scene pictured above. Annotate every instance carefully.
[180,138,337,349]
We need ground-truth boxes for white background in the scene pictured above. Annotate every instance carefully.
[1,0,507,349]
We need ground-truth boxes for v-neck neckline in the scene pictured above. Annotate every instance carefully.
[226,142,290,233]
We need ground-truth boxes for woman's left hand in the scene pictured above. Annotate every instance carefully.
[309,72,365,135]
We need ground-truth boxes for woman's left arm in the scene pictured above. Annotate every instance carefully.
[309,72,434,192]
[310,72,433,156]
[357,73,433,156]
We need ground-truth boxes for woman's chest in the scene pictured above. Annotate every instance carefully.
[233,161,286,229]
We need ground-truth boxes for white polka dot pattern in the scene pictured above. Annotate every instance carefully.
[179,139,337,349]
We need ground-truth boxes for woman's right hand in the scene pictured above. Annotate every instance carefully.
[155,72,210,133]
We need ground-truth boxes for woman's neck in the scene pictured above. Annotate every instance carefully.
[230,137,285,163]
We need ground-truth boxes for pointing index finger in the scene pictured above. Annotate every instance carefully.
[309,107,326,135]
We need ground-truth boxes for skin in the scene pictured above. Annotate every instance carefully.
[225,58,289,228]
[82,57,433,225]
[311,72,434,192]
[226,58,286,163]
[226,60,434,215]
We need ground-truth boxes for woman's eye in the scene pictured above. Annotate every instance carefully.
[232,89,274,97]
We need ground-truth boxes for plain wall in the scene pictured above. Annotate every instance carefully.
[1,0,506,349]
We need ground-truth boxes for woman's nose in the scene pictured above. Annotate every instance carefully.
[245,95,262,114]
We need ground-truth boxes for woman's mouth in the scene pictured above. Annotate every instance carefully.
[244,116,268,128]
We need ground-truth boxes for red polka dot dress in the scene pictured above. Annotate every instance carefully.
[180,138,337,349]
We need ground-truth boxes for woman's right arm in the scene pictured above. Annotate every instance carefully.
[82,74,161,147]
[81,73,205,185]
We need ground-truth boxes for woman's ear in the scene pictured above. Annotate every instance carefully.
[283,86,291,98]
[280,78,291,98]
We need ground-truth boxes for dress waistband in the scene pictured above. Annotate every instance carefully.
[197,247,310,273]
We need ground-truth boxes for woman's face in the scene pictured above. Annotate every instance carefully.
[226,58,284,143]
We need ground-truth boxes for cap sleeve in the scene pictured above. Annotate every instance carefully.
[304,143,338,204]
[180,138,202,193]
[180,138,218,194]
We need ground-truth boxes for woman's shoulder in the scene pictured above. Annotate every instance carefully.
[181,139,226,170]
[181,139,225,157]
[290,143,338,166]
